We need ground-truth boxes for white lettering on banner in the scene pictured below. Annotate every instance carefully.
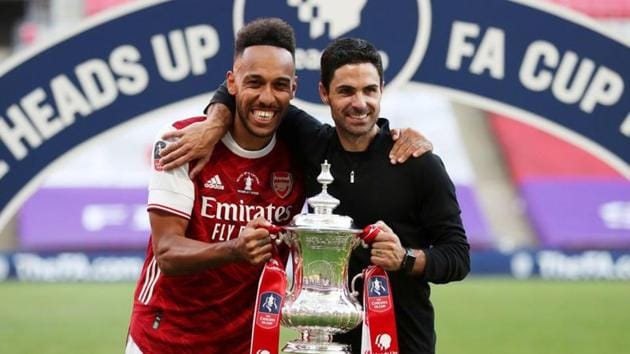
[580,66,624,113]
[12,253,143,282]
[186,25,219,75]
[0,160,8,179]
[200,196,293,224]
[599,201,630,230]
[82,203,150,231]
[510,252,534,279]
[15,253,89,281]
[537,251,630,280]
[520,41,557,91]
[295,48,389,71]
[621,114,630,137]
[152,30,189,81]
[0,104,43,160]
[82,204,127,231]
[51,74,93,125]
[76,59,119,110]
[132,205,150,231]
[152,25,219,82]
[446,22,479,71]
[110,45,150,95]
[470,27,504,79]
[519,40,624,113]
[446,21,505,79]
[21,88,62,140]
[296,48,321,70]
[445,21,624,116]
[0,44,149,173]
[551,51,595,105]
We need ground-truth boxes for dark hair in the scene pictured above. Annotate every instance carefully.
[320,37,384,91]
[235,18,296,59]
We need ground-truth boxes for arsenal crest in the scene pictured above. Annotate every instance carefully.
[271,172,293,199]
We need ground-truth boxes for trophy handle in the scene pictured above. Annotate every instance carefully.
[285,276,293,298]
[350,272,363,300]
[264,225,288,246]
[285,232,301,299]
[262,225,295,296]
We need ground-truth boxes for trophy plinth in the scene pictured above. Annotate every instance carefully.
[281,161,363,354]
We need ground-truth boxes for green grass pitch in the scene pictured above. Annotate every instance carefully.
[0,278,628,353]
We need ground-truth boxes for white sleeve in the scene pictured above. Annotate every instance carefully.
[147,123,194,219]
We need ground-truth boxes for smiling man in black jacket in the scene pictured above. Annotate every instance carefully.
[161,37,470,354]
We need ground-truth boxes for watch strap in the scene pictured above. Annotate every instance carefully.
[401,248,416,274]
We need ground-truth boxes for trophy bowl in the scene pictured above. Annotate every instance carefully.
[280,162,363,354]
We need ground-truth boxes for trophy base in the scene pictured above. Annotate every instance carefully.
[282,340,351,354]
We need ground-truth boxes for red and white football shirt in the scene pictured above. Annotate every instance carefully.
[129,117,304,353]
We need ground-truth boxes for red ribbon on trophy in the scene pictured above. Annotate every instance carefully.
[250,226,287,354]
[357,225,399,354]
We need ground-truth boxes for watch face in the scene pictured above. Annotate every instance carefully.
[404,248,416,273]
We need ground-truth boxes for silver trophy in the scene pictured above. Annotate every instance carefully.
[281,161,364,353]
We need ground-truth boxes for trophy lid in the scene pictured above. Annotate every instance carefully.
[289,161,360,232]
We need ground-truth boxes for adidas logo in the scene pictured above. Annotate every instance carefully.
[204,175,224,190]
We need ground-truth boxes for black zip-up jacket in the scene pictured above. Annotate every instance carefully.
[210,89,470,354]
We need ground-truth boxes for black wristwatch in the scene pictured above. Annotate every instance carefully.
[400,248,416,274]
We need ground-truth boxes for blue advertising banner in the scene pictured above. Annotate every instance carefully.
[473,249,630,280]
[1,249,629,282]
[0,0,628,230]
[0,250,145,282]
